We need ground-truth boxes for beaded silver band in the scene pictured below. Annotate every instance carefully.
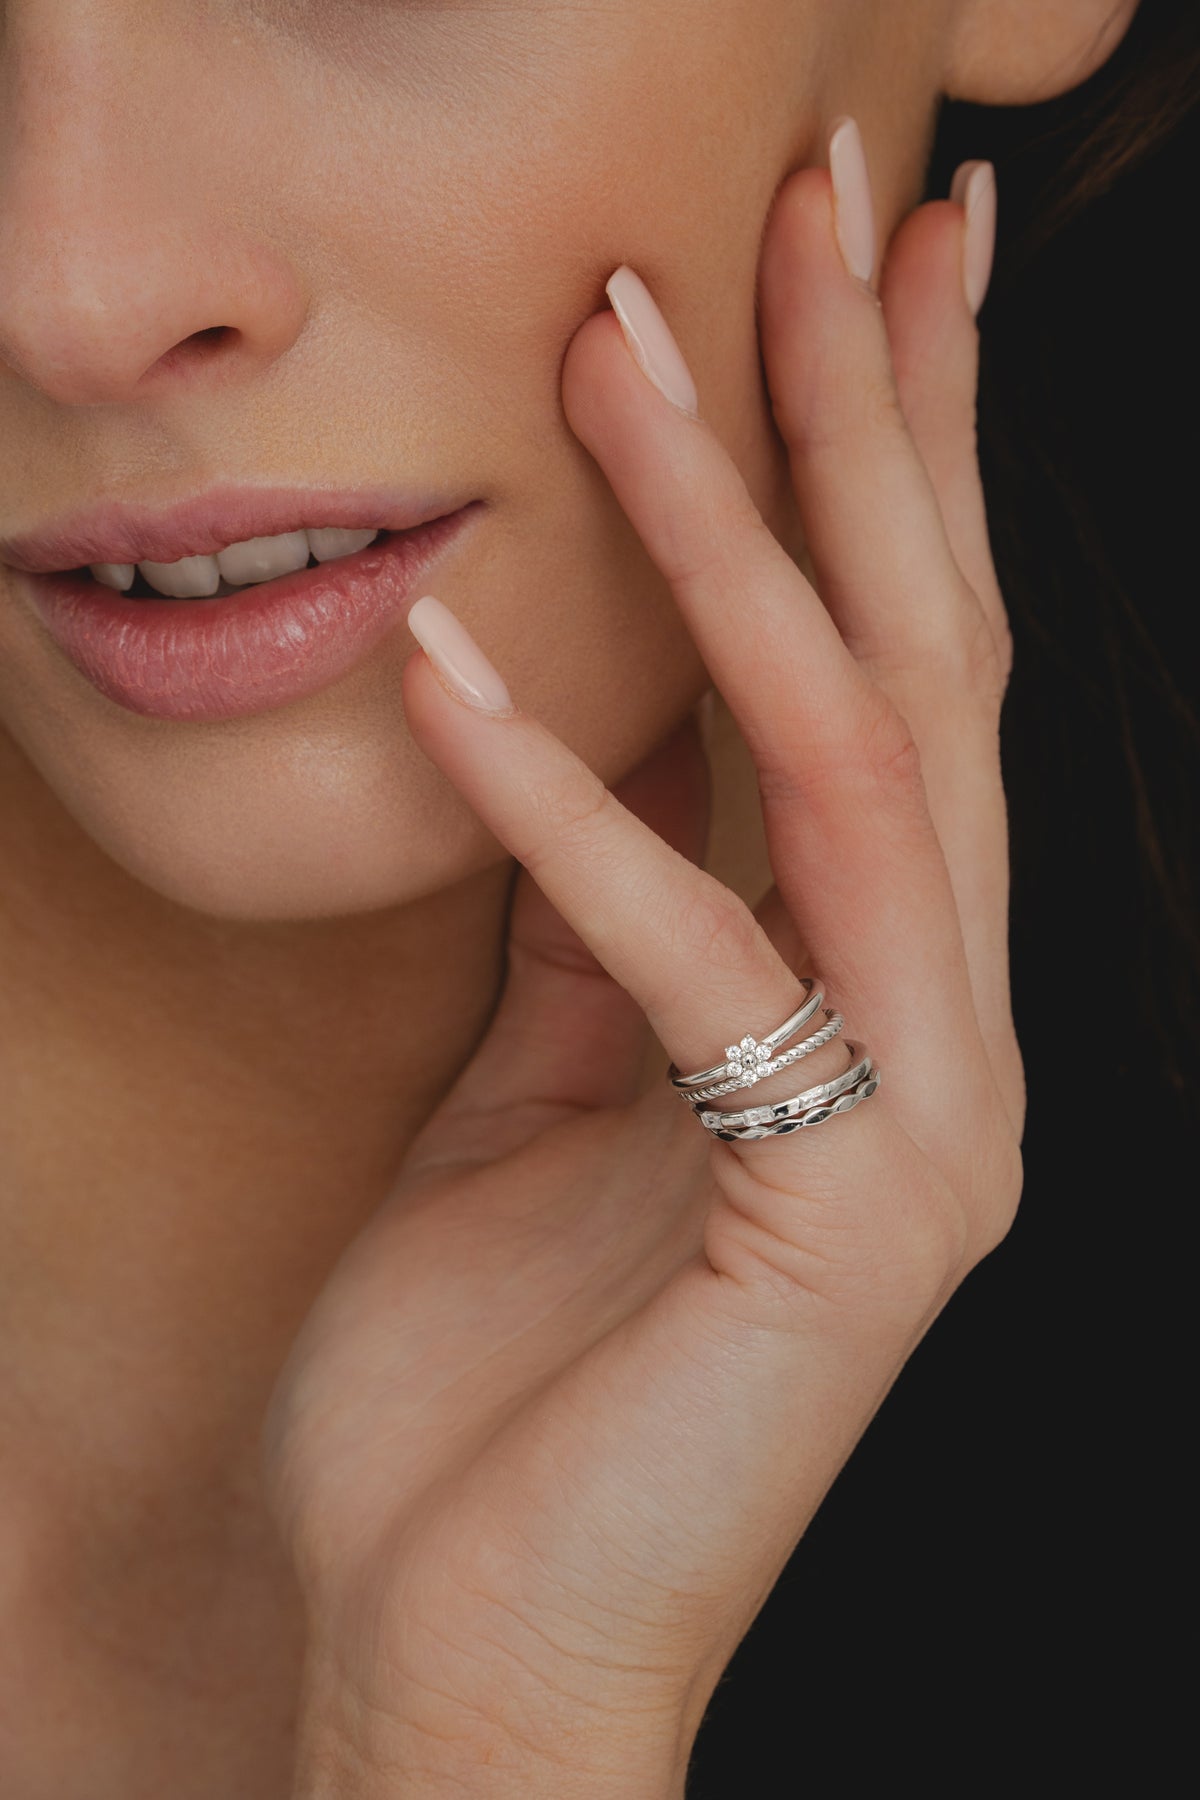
[679,1010,846,1104]
[668,979,825,1095]
[696,1041,873,1129]
[701,1065,882,1142]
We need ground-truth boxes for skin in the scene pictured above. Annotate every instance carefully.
[0,2,1137,1794]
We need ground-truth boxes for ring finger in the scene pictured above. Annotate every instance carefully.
[400,607,904,1188]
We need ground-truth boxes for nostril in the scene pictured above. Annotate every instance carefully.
[142,326,241,383]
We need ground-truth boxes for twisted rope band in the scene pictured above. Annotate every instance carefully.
[668,979,825,1095]
[678,1009,846,1104]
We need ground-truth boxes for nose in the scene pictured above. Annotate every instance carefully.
[0,16,309,408]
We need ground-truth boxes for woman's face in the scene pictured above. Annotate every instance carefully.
[0,2,945,921]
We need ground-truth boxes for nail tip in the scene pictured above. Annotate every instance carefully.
[606,264,640,307]
[958,163,998,317]
[827,113,876,286]
[406,593,440,633]
[605,265,699,417]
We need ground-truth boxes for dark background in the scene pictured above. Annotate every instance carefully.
[687,8,1196,1791]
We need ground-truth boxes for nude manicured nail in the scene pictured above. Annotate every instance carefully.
[605,266,700,418]
[950,160,997,317]
[407,595,514,714]
[828,116,876,285]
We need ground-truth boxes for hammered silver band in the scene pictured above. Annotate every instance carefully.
[701,1064,882,1142]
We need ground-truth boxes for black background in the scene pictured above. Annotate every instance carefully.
[687,10,1196,1792]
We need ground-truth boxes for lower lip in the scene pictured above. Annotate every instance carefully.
[16,501,484,723]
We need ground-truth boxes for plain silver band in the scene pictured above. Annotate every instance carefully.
[679,1010,846,1104]
[668,978,824,1091]
[695,1043,875,1134]
[700,1066,881,1141]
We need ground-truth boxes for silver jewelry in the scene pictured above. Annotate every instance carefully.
[696,1040,873,1130]
[679,1010,846,1104]
[701,1065,882,1141]
[668,979,826,1096]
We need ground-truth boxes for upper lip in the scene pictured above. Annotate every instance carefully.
[0,484,473,575]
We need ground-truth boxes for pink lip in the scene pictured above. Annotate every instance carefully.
[0,483,468,574]
[14,502,485,723]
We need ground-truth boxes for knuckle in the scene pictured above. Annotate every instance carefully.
[970,1129,1025,1264]
[667,873,765,973]
[866,585,1013,723]
[514,770,614,875]
[851,707,928,815]
[957,592,1012,710]
[863,692,927,773]
[862,367,909,440]
[896,1191,977,1302]
[708,1143,969,1328]
[758,687,928,828]
[799,364,906,460]
[660,488,776,594]
[991,611,1016,696]
[706,1096,1026,1333]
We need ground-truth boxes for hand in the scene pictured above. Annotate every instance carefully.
[263,140,1022,1799]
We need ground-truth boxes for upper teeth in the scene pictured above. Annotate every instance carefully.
[88,526,380,598]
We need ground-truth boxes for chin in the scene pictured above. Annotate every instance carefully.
[0,665,507,925]
[95,798,504,925]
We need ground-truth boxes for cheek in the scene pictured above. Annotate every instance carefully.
[292,5,807,546]
[320,16,807,769]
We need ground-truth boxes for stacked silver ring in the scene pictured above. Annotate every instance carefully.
[666,979,880,1142]
[668,978,826,1098]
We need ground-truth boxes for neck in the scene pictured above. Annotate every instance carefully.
[0,730,513,1497]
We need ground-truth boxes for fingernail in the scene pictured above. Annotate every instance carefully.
[950,160,997,317]
[605,266,700,418]
[828,116,876,285]
[407,595,515,715]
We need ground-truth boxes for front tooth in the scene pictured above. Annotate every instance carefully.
[216,531,311,587]
[90,562,136,592]
[305,527,379,564]
[137,553,221,598]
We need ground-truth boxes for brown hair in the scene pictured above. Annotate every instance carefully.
[927,0,1200,1095]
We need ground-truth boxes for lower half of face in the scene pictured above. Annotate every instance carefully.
[0,2,932,924]
[0,485,737,922]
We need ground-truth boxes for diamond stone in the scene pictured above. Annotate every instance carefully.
[725,1035,773,1087]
